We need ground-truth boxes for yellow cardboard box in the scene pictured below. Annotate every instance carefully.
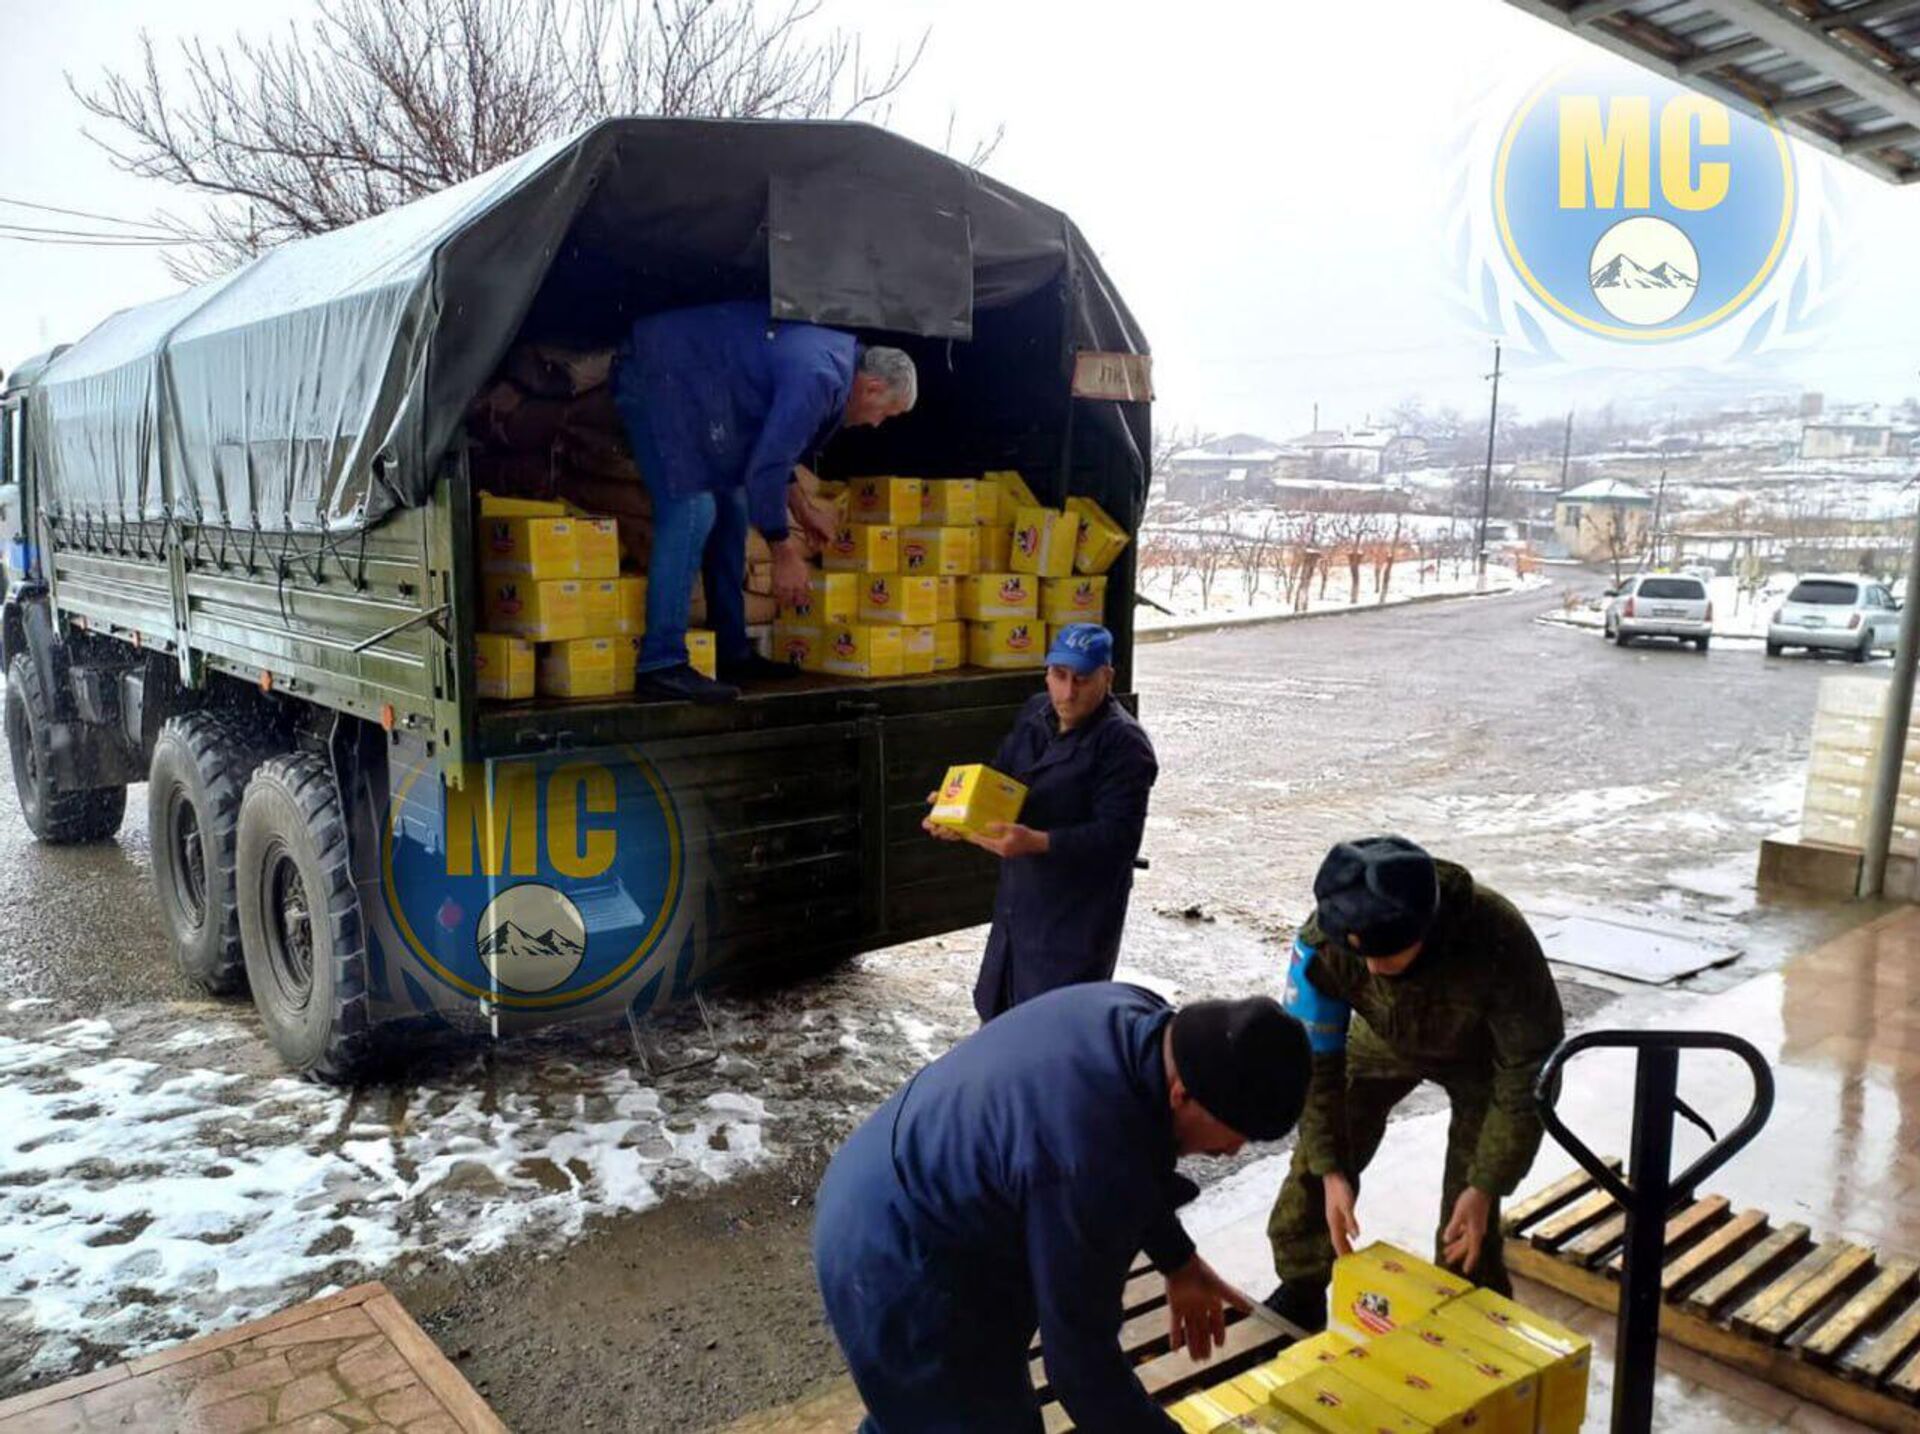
[483,578,587,641]
[820,623,904,678]
[1168,1384,1261,1432]
[612,576,647,635]
[921,479,979,526]
[932,620,964,671]
[858,574,940,626]
[473,634,535,701]
[1231,1332,1359,1404]
[772,619,825,671]
[1431,1291,1590,1434]
[978,525,1014,571]
[1011,505,1078,578]
[1067,495,1130,575]
[901,625,937,676]
[824,524,899,573]
[480,516,581,579]
[1273,1367,1431,1433]
[985,469,1041,510]
[972,480,1002,527]
[1333,1244,1472,1338]
[1397,1321,1538,1434]
[781,571,859,624]
[969,618,1046,669]
[538,637,620,698]
[937,576,960,622]
[580,579,622,637]
[1338,1331,1500,1434]
[478,492,567,518]
[959,572,1039,621]
[850,476,924,525]
[686,629,718,680]
[1041,575,1108,624]
[927,763,1027,835]
[575,516,621,578]
[901,526,978,576]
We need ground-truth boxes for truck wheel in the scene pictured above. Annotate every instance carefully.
[5,653,126,843]
[236,754,371,1082]
[148,714,261,995]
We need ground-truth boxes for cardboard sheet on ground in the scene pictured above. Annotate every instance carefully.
[1532,914,1741,984]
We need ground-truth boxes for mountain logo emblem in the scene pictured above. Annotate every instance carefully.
[1492,64,1793,343]
[475,883,588,992]
[1587,216,1697,325]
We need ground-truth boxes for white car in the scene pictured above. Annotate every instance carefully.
[1767,575,1900,662]
[1604,574,1712,651]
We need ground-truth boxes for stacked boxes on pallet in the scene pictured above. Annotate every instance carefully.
[1800,674,1920,852]
[1164,1244,1590,1434]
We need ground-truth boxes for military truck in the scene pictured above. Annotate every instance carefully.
[0,119,1151,1081]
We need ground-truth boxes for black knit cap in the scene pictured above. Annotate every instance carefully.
[1169,997,1312,1142]
[1314,835,1440,958]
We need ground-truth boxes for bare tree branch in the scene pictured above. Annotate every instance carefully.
[73,0,989,280]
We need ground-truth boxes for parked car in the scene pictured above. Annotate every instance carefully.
[1604,574,1713,650]
[1767,575,1900,661]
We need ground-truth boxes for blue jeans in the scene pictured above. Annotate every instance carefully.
[615,390,752,674]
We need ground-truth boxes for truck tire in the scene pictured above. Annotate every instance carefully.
[236,753,371,1082]
[5,653,126,843]
[148,714,261,995]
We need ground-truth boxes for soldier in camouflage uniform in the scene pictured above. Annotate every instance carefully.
[1263,836,1564,1331]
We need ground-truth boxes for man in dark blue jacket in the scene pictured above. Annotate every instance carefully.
[613,300,917,703]
[927,622,1159,1020]
[814,983,1313,1433]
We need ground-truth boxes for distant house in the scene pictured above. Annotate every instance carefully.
[1162,433,1284,505]
[1555,478,1653,562]
[1800,421,1911,460]
[1282,426,1407,479]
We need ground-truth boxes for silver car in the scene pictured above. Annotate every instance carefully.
[1768,575,1899,661]
[1604,574,1712,650]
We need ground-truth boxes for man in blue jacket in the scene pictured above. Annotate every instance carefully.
[613,300,918,703]
[926,623,1159,1021]
[814,983,1313,1433]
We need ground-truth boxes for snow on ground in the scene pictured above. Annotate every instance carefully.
[0,1012,775,1381]
[1137,560,1545,633]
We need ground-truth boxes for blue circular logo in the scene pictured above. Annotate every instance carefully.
[380,750,684,1011]
[1495,67,1794,342]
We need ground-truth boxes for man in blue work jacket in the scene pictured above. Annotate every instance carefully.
[814,983,1314,1433]
[925,622,1159,1021]
[613,300,918,703]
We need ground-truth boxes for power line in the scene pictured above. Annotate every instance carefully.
[0,193,174,235]
[0,220,184,243]
[0,231,185,249]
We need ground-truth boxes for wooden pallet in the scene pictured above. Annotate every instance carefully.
[1033,1258,1293,1432]
[1503,1161,1920,1432]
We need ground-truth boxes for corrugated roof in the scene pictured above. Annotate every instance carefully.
[1502,0,1920,184]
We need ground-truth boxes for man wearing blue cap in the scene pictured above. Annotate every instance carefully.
[925,622,1159,1022]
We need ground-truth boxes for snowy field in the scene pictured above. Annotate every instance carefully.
[1137,558,1544,633]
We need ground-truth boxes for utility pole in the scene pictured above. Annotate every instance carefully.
[1476,341,1502,586]
[1559,410,1573,490]
[1650,467,1668,569]
[1312,401,1320,434]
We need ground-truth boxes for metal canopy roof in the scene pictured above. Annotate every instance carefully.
[1503,0,1920,183]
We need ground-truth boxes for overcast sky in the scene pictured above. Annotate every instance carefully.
[4,0,1919,438]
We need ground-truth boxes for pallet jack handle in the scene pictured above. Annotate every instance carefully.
[1533,1030,1775,1434]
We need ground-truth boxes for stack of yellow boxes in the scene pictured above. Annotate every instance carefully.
[476,492,714,698]
[1162,1243,1590,1434]
[769,470,1131,680]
